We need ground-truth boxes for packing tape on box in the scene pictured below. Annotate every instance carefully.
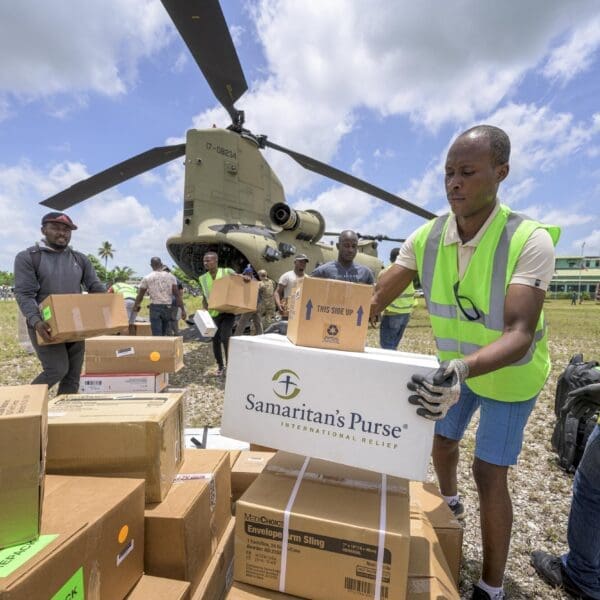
[276,458,388,600]
[102,306,113,327]
[72,307,83,331]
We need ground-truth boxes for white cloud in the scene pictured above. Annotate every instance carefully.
[575,229,600,255]
[520,205,594,228]
[0,0,171,109]
[543,16,600,83]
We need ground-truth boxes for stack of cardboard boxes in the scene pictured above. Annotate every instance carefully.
[218,276,462,599]
[79,334,184,393]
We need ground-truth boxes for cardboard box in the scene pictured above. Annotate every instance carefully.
[231,451,275,502]
[37,293,129,345]
[249,443,278,452]
[208,275,259,315]
[0,475,144,600]
[0,385,47,549]
[222,335,437,481]
[286,275,373,352]
[410,481,463,586]
[144,450,232,592]
[79,372,169,393]
[46,392,184,503]
[194,310,217,337]
[234,452,410,600]
[191,518,235,600]
[226,583,298,599]
[85,335,184,374]
[126,575,190,600]
[116,321,154,336]
[408,510,460,599]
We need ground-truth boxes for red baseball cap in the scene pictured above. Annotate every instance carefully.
[41,212,78,230]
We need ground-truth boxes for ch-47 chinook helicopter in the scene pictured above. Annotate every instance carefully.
[39,0,435,281]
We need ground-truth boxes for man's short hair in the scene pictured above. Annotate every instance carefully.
[459,124,510,166]
[150,257,162,268]
[339,230,359,242]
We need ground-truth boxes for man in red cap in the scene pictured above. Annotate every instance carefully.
[14,212,105,394]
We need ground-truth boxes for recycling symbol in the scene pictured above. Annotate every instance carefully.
[327,324,339,336]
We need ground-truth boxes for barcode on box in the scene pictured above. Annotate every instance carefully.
[344,577,388,598]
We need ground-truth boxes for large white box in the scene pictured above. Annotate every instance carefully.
[193,309,217,337]
[221,335,437,481]
[79,372,169,393]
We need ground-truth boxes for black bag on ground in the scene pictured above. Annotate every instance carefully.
[551,354,600,472]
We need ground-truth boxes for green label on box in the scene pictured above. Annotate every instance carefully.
[0,534,58,578]
[51,566,85,600]
[42,306,52,321]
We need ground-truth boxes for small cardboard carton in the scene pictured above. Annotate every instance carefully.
[234,452,411,600]
[0,475,144,600]
[407,510,460,599]
[0,385,48,549]
[222,335,437,481]
[226,583,296,599]
[37,293,129,345]
[115,321,154,336]
[286,275,373,352]
[410,481,463,586]
[231,451,276,502]
[84,335,184,374]
[193,310,217,337]
[208,275,259,315]
[46,392,184,503]
[191,518,235,600]
[126,575,190,600]
[144,450,232,593]
[79,372,169,393]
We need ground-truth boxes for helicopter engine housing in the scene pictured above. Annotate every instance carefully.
[269,203,325,243]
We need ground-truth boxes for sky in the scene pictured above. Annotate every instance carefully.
[1,0,600,277]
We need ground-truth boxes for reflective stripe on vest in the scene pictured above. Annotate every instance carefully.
[414,204,560,402]
[112,282,137,300]
[385,285,415,315]
[199,268,230,317]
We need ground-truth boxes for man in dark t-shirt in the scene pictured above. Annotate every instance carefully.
[311,230,375,284]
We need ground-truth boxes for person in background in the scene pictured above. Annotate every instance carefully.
[371,125,559,600]
[161,265,185,335]
[14,211,105,394]
[311,230,375,284]
[234,265,263,336]
[133,257,186,336]
[257,269,276,329]
[532,381,600,600]
[198,251,235,376]
[108,280,138,334]
[378,247,415,350]
[274,255,309,318]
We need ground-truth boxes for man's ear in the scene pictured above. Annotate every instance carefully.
[496,162,509,183]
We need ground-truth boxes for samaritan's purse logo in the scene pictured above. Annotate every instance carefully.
[272,369,301,400]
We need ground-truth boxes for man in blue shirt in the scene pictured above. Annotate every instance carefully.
[311,230,375,284]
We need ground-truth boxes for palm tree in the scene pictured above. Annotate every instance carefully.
[112,266,135,283]
[97,241,115,281]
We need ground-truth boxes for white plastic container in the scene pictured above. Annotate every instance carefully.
[193,309,217,337]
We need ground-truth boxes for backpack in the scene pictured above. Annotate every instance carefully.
[551,354,600,473]
[28,246,86,280]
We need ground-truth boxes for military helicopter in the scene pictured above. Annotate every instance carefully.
[40,0,435,281]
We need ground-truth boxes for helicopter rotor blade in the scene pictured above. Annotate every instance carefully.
[40,144,186,210]
[161,0,248,126]
[263,139,436,220]
[324,232,406,243]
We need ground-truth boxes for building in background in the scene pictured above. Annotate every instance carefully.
[549,255,600,299]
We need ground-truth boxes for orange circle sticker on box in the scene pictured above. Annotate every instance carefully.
[149,351,161,362]
[118,525,129,544]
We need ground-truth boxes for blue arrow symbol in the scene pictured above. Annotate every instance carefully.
[356,306,364,326]
[305,299,313,320]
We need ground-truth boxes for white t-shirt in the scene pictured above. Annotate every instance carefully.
[396,203,556,291]
[140,270,177,305]
[278,271,303,298]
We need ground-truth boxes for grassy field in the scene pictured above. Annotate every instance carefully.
[1,297,599,598]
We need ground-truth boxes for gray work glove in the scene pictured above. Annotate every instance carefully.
[407,359,469,420]
[563,383,600,421]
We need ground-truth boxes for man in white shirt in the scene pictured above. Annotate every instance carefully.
[273,254,309,319]
[371,125,558,600]
[133,257,186,336]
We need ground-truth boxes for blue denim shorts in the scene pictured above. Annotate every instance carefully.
[434,384,537,466]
